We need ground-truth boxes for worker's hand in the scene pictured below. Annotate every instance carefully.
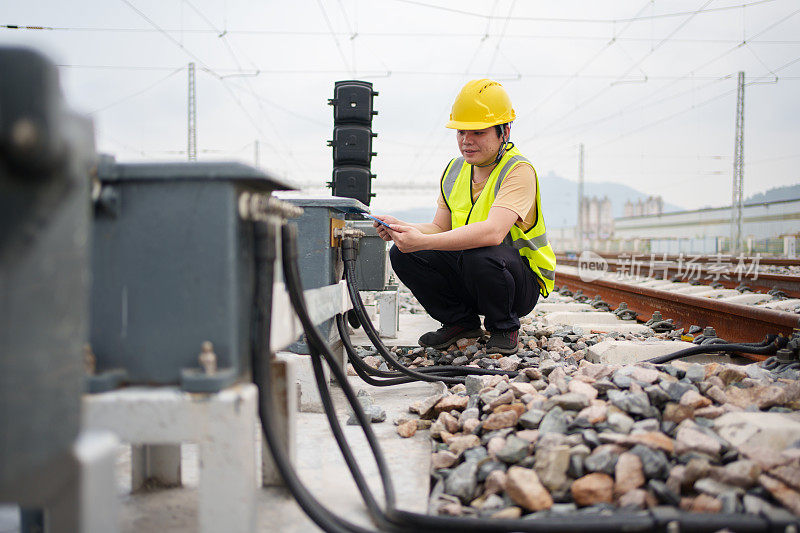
[372,214,400,242]
[388,224,428,253]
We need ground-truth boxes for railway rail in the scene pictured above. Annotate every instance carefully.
[554,265,800,349]
[556,253,800,298]
[589,251,800,268]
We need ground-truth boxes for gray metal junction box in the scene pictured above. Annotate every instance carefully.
[349,220,391,291]
[280,196,365,350]
[90,157,290,388]
[0,46,95,494]
[278,196,389,293]
[277,196,390,353]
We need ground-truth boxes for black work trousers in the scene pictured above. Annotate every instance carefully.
[389,244,540,332]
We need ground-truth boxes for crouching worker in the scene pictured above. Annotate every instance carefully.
[372,79,556,355]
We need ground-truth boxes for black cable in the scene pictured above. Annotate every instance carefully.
[336,314,423,386]
[338,314,515,385]
[279,223,800,533]
[251,219,375,533]
[340,238,520,384]
[280,223,405,529]
[644,335,784,364]
[308,345,398,530]
[287,225,661,532]
[343,259,462,384]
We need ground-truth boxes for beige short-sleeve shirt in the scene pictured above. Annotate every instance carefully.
[437,162,538,232]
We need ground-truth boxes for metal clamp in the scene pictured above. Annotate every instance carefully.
[334,226,366,240]
[645,311,676,333]
[238,192,304,221]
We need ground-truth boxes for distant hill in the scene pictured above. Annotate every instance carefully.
[745,184,800,204]
[383,170,685,228]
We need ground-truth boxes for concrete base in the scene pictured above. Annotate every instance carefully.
[277,351,330,414]
[83,385,259,533]
[131,444,181,491]
[541,311,630,326]
[350,311,440,348]
[690,289,744,298]
[0,430,120,533]
[580,323,653,334]
[719,293,773,305]
[107,377,434,532]
[587,339,697,365]
[636,280,675,289]
[676,353,734,364]
[534,302,594,312]
[764,298,800,311]
[376,290,400,338]
[257,378,433,531]
[263,357,299,487]
[673,285,720,295]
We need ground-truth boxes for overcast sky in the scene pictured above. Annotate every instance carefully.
[2,0,799,215]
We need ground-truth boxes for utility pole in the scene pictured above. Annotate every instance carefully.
[577,143,585,252]
[254,140,259,169]
[187,62,197,162]
[730,71,745,254]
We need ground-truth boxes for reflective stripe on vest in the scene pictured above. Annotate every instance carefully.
[441,144,557,296]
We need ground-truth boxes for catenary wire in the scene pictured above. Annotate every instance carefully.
[519,0,716,146]
[8,24,800,45]
[387,0,780,23]
[88,66,185,114]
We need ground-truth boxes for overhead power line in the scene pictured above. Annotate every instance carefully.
[747,154,800,165]
[519,6,800,150]
[89,66,185,114]
[315,0,353,76]
[529,74,736,154]
[119,0,209,67]
[52,64,800,80]
[179,0,306,176]
[518,0,716,145]
[519,0,653,121]
[118,0,302,177]
[6,24,800,45]
[485,0,516,75]
[389,0,779,23]
[607,7,800,115]
[534,48,800,158]
[595,86,739,149]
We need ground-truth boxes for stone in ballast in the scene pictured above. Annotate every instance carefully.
[587,340,697,365]
[444,460,479,503]
[505,466,553,512]
[571,473,614,507]
[714,412,800,453]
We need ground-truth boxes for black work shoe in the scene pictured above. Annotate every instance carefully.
[486,330,520,355]
[418,324,483,350]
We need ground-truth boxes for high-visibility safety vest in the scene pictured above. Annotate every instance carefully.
[440,144,556,297]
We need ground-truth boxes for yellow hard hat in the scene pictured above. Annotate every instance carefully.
[446,79,515,130]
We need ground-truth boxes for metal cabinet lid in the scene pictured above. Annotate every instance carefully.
[275,193,369,213]
[97,154,294,192]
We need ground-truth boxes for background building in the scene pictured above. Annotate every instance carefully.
[550,197,800,257]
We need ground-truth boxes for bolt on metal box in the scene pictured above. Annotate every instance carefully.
[90,157,291,389]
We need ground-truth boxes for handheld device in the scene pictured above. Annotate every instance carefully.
[362,213,393,229]
[337,206,393,229]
